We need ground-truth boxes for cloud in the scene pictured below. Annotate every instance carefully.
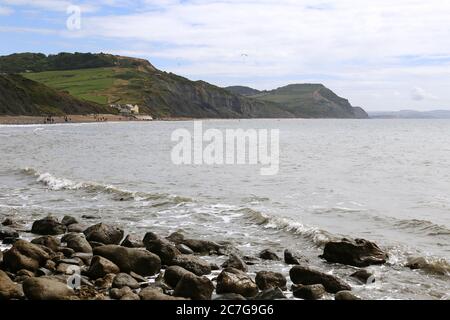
[411,87,437,101]
[0,6,14,15]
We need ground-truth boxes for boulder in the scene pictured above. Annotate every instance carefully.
[121,235,144,248]
[284,249,300,265]
[67,224,85,233]
[289,266,351,294]
[62,233,92,253]
[253,287,287,300]
[145,237,181,265]
[87,256,120,279]
[176,244,194,255]
[31,236,60,251]
[255,271,287,290]
[171,255,211,276]
[58,247,75,257]
[121,293,140,300]
[350,269,375,284]
[23,277,76,300]
[94,273,116,290]
[0,270,24,300]
[110,286,134,300]
[112,273,140,289]
[167,233,222,255]
[221,253,248,272]
[164,266,195,288]
[259,249,280,261]
[84,223,124,245]
[174,273,214,300]
[335,290,361,300]
[216,268,259,298]
[0,225,19,240]
[320,238,388,267]
[3,240,50,272]
[31,217,66,235]
[61,216,78,226]
[72,253,93,266]
[292,284,326,300]
[93,245,161,277]
[139,287,185,301]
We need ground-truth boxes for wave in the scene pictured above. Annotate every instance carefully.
[406,256,450,276]
[235,207,335,246]
[21,168,192,204]
[392,218,450,237]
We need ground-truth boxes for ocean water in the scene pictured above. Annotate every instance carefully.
[0,119,449,300]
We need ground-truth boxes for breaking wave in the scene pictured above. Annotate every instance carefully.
[21,168,192,204]
[406,256,450,276]
[236,207,335,246]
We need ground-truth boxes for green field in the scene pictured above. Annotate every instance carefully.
[23,68,117,104]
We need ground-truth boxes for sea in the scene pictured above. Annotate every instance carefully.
[0,119,449,300]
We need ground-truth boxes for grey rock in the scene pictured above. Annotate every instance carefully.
[121,235,144,248]
[84,223,124,245]
[62,233,92,253]
[31,217,66,236]
[284,249,300,265]
[164,266,194,288]
[289,266,351,294]
[0,225,19,240]
[253,287,287,300]
[221,253,248,272]
[174,273,214,300]
[255,271,287,291]
[292,284,326,300]
[259,249,280,261]
[216,268,259,298]
[112,273,140,289]
[144,237,181,265]
[335,290,361,300]
[88,256,120,279]
[320,238,388,267]
[350,269,375,284]
[67,224,85,233]
[93,245,161,277]
[61,216,78,226]
[176,244,194,255]
[171,254,211,276]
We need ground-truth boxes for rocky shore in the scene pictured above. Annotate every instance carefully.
[0,215,389,301]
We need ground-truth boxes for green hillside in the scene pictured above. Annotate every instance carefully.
[0,74,114,116]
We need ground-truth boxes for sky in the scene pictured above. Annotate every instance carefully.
[1,0,450,111]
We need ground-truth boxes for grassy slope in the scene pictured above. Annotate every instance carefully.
[0,74,114,116]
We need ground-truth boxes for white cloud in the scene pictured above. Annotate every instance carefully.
[411,87,437,101]
[0,6,13,15]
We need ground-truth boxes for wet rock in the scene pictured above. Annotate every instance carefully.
[164,266,194,288]
[167,233,222,255]
[216,268,259,298]
[320,238,388,267]
[94,274,116,290]
[62,233,92,253]
[214,293,247,300]
[84,223,124,245]
[2,237,19,245]
[71,253,93,265]
[17,269,35,278]
[253,287,287,300]
[284,249,300,265]
[121,235,144,248]
[176,244,194,255]
[243,256,260,266]
[56,263,79,275]
[259,249,280,261]
[292,284,326,300]
[31,217,66,236]
[2,218,15,226]
[82,215,99,220]
[139,287,186,300]
[0,225,19,240]
[350,269,375,284]
[110,286,134,299]
[89,241,105,249]
[335,290,361,300]
[129,271,147,284]
[174,273,215,300]
[221,253,248,272]
[56,258,83,266]
[121,292,140,300]
[145,237,181,265]
[67,224,85,233]
[0,270,24,300]
[36,268,52,277]
[171,255,211,276]
[31,236,61,251]
[61,216,78,226]
[210,263,220,271]
[88,256,120,279]
[44,260,56,271]
[57,247,75,258]
[23,277,77,300]
[112,273,140,289]
[289,266,351,294]
[3,240,50,272]
[255,271,287,291]
[93,245,161,277]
